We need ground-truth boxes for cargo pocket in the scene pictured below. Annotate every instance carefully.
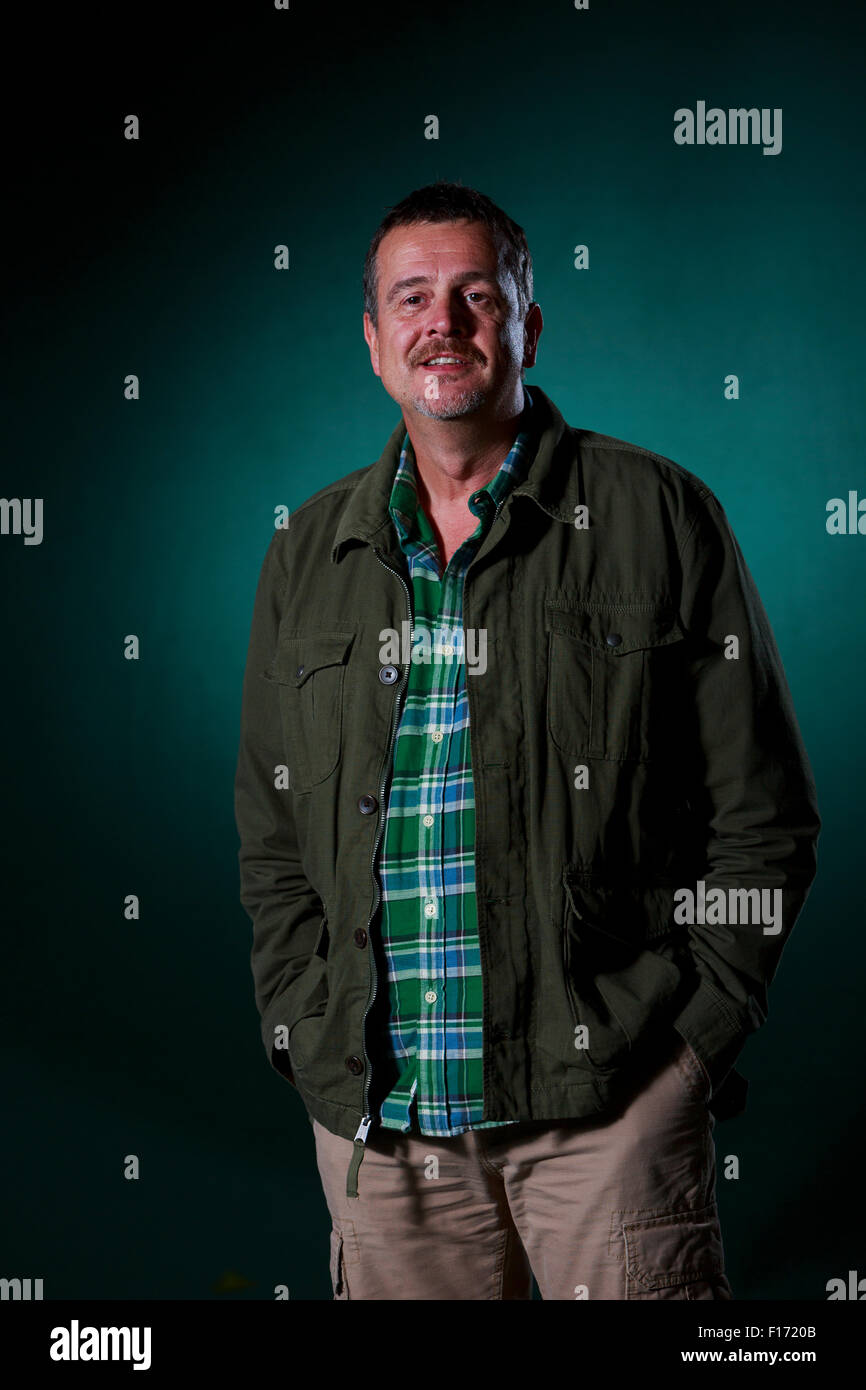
[545,599,685,762]
[263,629,355,791]
[622,1202,728,1300]
[329,1226,349,1300]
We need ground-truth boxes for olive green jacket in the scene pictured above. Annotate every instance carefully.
[234,384,820,1177]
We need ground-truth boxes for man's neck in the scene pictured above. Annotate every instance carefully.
[406,392,530,513]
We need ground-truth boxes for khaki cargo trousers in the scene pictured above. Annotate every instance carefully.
[311,1035,734,1300]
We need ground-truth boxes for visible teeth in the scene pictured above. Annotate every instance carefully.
[425,357,467,365]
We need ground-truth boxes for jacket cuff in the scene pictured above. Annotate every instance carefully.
[673,980,749,1098]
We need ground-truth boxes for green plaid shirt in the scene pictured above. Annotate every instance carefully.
[375,386,538,1136]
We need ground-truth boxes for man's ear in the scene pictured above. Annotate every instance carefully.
[523,302,543,369]
[363,311,381,377]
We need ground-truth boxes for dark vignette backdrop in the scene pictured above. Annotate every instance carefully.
[2,0,863,1301]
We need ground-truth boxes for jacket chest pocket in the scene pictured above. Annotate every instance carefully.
[263,630,355,791]
[545,600,686,762]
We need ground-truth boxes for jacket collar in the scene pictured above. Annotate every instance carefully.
[330,384,577,563]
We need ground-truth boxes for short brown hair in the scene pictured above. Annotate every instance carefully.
[363,179,534,329]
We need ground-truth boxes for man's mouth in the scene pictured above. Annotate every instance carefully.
[416,355,476,371]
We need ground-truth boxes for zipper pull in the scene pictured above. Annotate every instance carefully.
[346,1114,373,1200]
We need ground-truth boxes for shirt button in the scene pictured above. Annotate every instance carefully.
[606,632,622,647]
[345,1056,364,1075]
[441,644,453,656]
[422,814,434,827]
[431,730,444,743]
[353,928,368,948]
[378,664,399,684]
[424,989,438,1004]
[358,794,378,815]
[424,901,437,918]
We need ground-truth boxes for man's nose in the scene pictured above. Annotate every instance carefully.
[423,293,473,338]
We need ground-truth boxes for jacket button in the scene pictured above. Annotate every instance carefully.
[605,632,622,647]
[345,1056,364,1075]
[296,664,305,677]
[378,664,399,684]
[358,795,378,815]
[353,928,368,948]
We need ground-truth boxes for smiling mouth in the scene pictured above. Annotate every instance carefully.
[417,357,476,370]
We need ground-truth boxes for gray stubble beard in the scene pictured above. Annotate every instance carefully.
[410,385,488,419]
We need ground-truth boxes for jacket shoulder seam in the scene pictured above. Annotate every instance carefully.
[577,434,711,498]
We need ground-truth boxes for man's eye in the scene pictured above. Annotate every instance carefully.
[400,292,490,306]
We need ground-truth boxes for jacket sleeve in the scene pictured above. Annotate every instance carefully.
[233,527,325,1084]
[671,487,821,1096]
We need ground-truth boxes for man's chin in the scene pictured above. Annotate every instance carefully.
[407,387,487,420]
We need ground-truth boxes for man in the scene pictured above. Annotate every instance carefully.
[234,181,820,1300]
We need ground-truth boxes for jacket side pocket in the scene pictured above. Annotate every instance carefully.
[555,873,688,1070]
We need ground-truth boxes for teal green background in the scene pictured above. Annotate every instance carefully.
[1,0,863,1300]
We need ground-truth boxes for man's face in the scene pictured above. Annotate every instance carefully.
[363,219,537,421]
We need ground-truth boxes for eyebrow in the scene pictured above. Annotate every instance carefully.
[384,271,501,307]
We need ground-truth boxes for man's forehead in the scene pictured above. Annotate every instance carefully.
[380,219,500,269]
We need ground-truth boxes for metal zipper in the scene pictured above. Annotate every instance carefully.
[346,546,413,1198]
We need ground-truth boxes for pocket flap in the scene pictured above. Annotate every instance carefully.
[546,600,684,655]
[266,630,355,686]
[563,871,683,943]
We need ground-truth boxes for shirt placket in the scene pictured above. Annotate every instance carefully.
[427,561,465,1132]
[378,407,536,1135]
